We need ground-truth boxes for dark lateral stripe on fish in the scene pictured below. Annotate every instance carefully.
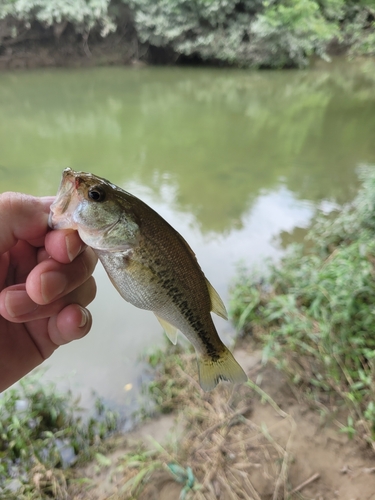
[154,268,221,359]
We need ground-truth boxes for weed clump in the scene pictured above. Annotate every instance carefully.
[230,167,375,446]
[0,373,119,499]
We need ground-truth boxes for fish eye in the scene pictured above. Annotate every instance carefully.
[88,186,106,202]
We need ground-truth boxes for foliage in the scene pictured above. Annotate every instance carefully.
[128,0,258,65]
[0,0,115,37]
[230,167,375,443]
[251,0,340,67]
[320,0,346,20]
[0,0,374,67]
[128,0,338,67]
[0,373,119,499]
[343,3,375,56]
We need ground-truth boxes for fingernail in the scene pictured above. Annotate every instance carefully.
[65,233,82,262]
[41,272,68,303]
[5,291,38,318]
[79,307,89,327]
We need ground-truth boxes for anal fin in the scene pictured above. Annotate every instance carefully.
[155,314,178,345]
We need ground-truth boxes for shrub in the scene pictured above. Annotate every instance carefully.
[343,2,375,56]
[128,0,338,67]
[251,0,340,67]
[0,0,116,38]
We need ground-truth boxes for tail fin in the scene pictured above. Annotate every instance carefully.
[197,348,248,392]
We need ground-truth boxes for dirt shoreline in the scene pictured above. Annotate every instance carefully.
[0,34,140,71]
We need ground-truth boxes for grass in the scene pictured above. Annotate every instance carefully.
[0,372,119,499]
[229,166,375,448]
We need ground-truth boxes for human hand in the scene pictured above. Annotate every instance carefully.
[0,192,97,392]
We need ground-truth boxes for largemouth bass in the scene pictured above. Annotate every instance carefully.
[49,168,247,391]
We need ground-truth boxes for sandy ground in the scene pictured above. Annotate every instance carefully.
[70,348,375,500]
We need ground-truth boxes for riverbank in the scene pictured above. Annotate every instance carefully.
[69,345,375,499]
[230,166,375,451]
[4,342,375,499]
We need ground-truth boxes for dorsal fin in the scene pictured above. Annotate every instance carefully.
[154,314,178,345]
[206,279,228,320]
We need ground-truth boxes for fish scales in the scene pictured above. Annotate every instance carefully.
[49,168,247,391]
[99,227,219,358]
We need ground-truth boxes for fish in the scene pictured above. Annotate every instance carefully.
[49,168,247,391]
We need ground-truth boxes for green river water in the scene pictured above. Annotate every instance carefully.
[1,59,375,418]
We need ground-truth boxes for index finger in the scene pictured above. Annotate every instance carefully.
[0,193,54,255]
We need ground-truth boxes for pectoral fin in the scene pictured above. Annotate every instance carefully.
[206,279,228,320]
[155,314,178,345]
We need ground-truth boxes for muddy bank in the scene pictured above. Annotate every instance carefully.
[0,14,145,70]
[0,36,141,70]
[0,35,137,71]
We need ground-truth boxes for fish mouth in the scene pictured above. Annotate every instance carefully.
[48,168,80,229]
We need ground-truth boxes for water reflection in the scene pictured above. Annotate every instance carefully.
[1,60,375,230]
[0,60,374,413]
